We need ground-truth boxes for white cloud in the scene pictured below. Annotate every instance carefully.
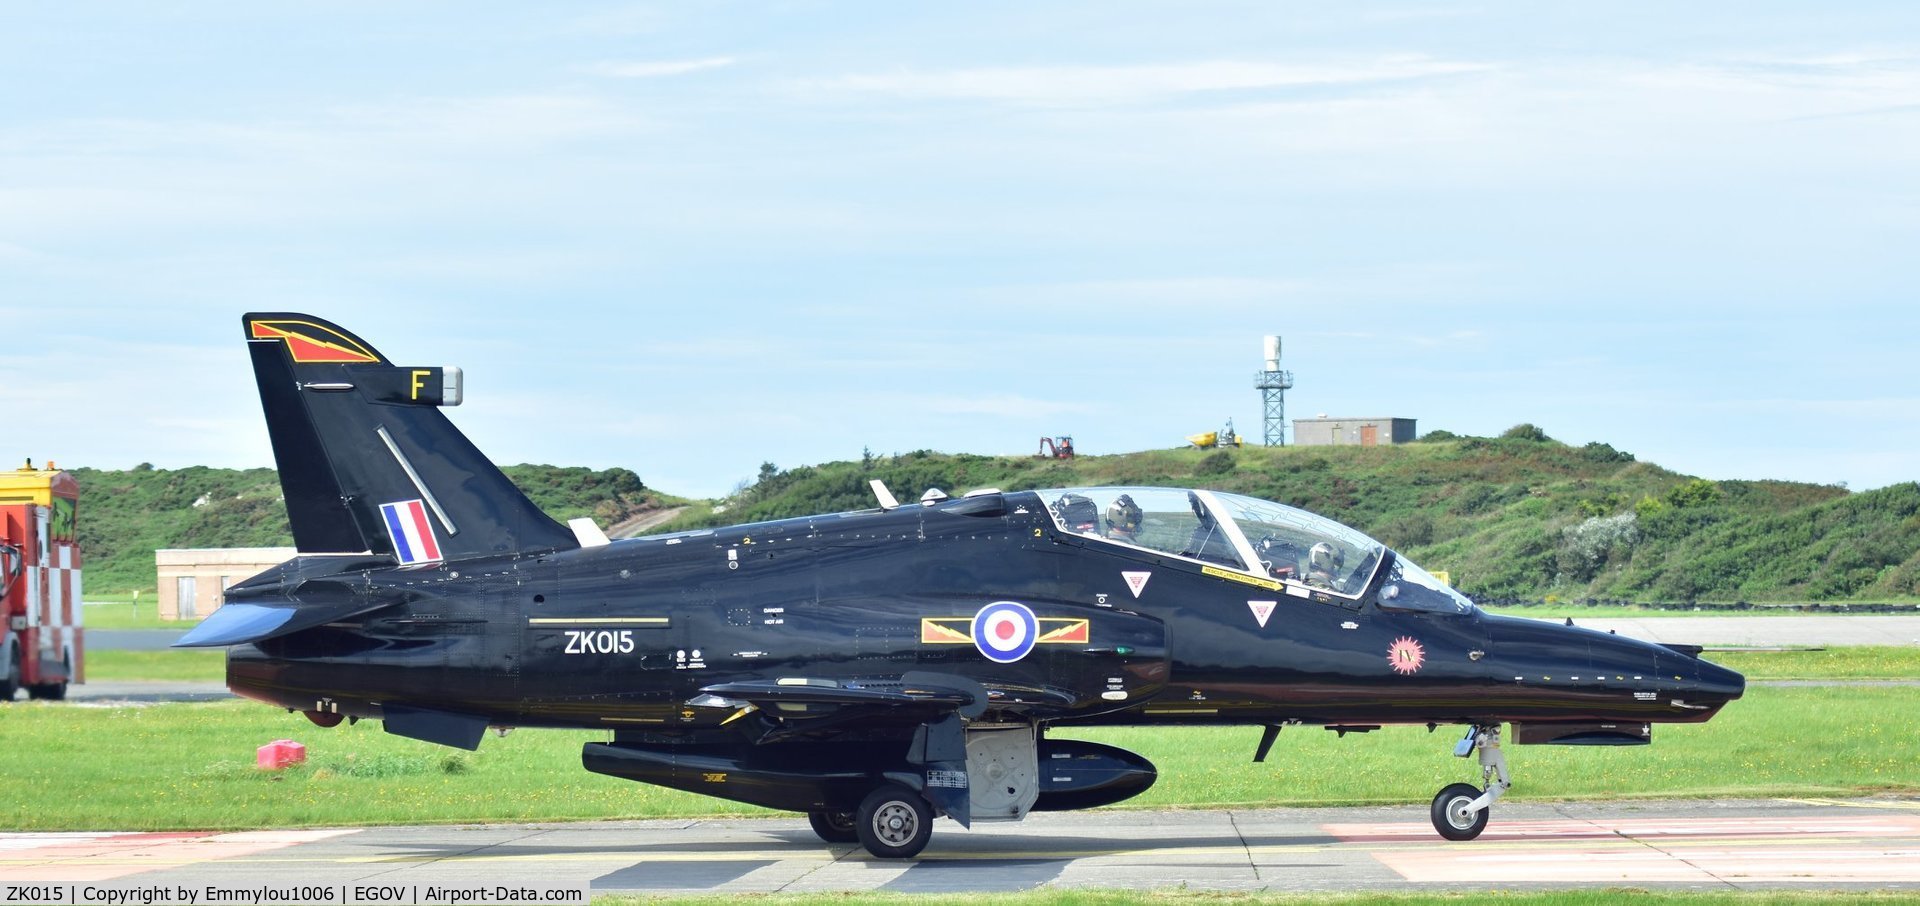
[582,57,737,79]
[799,56,1495,106]
[0,341,269,470]
[0,93,659,236]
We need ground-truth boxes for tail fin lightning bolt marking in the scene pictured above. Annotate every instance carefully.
[248,320,381,363]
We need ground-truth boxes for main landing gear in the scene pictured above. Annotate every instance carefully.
[807,809,858,843]
[1430,724,1511,841]
[807,783,936,859]
[855,783,934,858]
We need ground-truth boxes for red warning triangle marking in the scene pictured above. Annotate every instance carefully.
[1122,571,1151,598]
[1247,600,1276,628]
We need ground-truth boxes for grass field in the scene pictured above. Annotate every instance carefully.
[3,683,1914,831]
[84,649,225,681]
[82,594,194,629]
[1708,645,1920,679]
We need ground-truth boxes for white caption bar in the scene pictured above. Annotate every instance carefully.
[4,884,591,906]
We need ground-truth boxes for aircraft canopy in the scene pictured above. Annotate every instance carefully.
[1038,487,1473,614]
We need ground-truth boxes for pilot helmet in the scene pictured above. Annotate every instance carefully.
[1106,494,1142,533]
[1309,541,1344,573]
[1053,493,1099,531]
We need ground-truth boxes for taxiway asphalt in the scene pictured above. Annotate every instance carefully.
[5,798,1917,895]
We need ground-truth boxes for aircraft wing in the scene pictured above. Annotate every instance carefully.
[173,584,405,648]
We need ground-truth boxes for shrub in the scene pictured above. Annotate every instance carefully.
[1664,478,1723,509]
[1378,512,1435,548]
[1576,492,1631,518]
[1196,450,1235,476]
[1501,423,1553,442]
[1557,512,1640,583]
[1580,441,1635,463]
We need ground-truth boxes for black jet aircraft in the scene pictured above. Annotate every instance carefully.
[180,313,1745,859]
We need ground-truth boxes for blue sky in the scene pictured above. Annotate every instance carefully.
[3,3,1916,498]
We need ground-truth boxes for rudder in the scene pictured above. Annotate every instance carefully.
[243,313,576,562]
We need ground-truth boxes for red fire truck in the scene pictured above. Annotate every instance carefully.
[0,460,84,701]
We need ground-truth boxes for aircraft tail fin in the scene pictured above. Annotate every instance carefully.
[242,313,576,562]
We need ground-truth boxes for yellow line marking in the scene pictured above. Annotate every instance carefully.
[1203,565,1282,591]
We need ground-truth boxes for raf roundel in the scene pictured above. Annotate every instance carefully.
[971,601,1039,663]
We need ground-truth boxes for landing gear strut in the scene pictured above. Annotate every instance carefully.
[1429,724,1510,841]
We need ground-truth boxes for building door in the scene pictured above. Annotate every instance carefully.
[1360,425,1378,447]
[177,576,197,619]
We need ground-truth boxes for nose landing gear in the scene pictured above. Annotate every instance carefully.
[1429,724,1510,841]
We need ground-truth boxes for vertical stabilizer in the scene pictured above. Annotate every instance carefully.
[243,313,576,561]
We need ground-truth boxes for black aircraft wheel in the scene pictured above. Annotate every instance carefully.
[855,784,933,859]
[807,810,859,844]
[1431,782,1489,841]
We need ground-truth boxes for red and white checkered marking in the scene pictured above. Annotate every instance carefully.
[1325,815,1920,884]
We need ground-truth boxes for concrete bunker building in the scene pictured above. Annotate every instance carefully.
[1292,417,1417,447]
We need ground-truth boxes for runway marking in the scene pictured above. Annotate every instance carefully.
[1323,815,1920,843]
[1326,815,1920,884]
[1780,797,1920,811]
[8,808,1920,891]
[0,830,359,883]
[1375,846,1920,884]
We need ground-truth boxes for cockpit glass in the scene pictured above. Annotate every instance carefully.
[1209,492,1386,597]
[1042,488,1246,571]
[1379,554,1478,614]
[1038,486,1467,613]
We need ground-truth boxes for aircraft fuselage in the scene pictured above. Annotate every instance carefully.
[228,491,1739,733]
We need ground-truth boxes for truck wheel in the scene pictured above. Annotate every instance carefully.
[0,646,18,703]
[807,810,858,843]
[27,656,67,701]
[854,783,933,859]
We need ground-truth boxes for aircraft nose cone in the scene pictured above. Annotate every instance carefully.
[1693,657,1746,702]
[1583,627,1745,711]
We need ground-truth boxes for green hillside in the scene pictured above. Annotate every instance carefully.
[70,464,657,593]
[659,431,1920,604]
[62,430,1920,603]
